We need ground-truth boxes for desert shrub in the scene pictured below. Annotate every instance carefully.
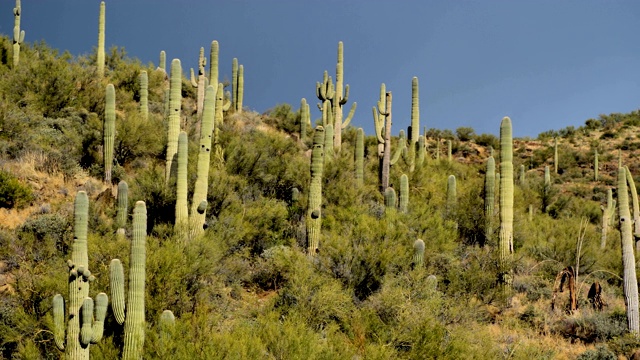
[577,346,616,360]
[455,126,476,142]
[0,169,33,209]
[264,103,299,135]
[475,133,499,149]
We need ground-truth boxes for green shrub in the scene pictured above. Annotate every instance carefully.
[0,169,32,209]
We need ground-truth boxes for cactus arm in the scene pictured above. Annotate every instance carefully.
[80,298,94,346]
[110,259,126,325]
[618,167,640,334]
[91,292,108,344]
[340,84,349,105]
[53,294,65,350]
[190,68,198,87]
[341,102,357,129]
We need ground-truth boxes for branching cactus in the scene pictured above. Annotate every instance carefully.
[190,85,216,238]
[484,157,495,244]
[110,201,148,359]
[175,132,189,239]
[390,130,407,166]
[499,117,514,285]
[104,84,115,183]
[399,174,409,213]
[355,128,364,186]
[52,191,108,359]
[413,239,425,268]
[317,42,357,152]
[374,91,392,192]
[617,167,639,334]
[97,1,105,77]
[139,71,148,120]
[12,0,24,67]
[116,180,128,237]
[384,187,397,209]
[307,126,325,256]
[165,59,182,183]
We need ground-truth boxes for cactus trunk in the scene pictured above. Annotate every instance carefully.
[97,1,105,77]
[484,157,495,245]
[617,167,639,334]
[104,84,115,183]
[499,117,514,285]
[175,132,189,238]
[139,71,148,120]
[307,126,325,256]
[165,59,182,183]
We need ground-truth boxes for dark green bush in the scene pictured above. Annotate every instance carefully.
[0,170,33,209]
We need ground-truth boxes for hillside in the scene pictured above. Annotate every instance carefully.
[2,28,640,360]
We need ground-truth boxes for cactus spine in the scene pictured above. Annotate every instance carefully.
[399,174,409,213]
[175,132,189,237]
[104,84,115,183]
[139,71,148,120]
[617,167,639,334]
[52,191,108,359]
[12,0,24,67]
[116,180,128,236]
[165,59,182,183]
[484,157,495,244]
[317,42,357,152]
[110,201,148,359]
[97,1,105,77]
[413,239,425,268]
[355,128,364,186]
[499,117,514,283]
[307,126,325,256]
[190,86,216,238]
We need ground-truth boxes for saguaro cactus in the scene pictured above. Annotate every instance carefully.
[307,126,325,256]
[553,137,558,174]
[374,91,392,192]
[594,149,599,181]
[209,41,218,89]
[104,84,115,183]
[317,42,357,152]
[384,187,397,209]
[446,175,457,220]
[413,239,425,268]
[519,164,525,186]
[617,167,639,334]
[190,47,207,119]
[300,98,310,142]
[601,189,615,249]
[158,51,166,72]
[12,0,24,67]
[175,132,189,237]
[399,174,409,213]
[499,117,514,283]
[373,83,386,160]
[355,128,364,186]
[139,71,148,120]
[447,140,452,162]
[624,166,640,239]
[52,191,108,359]
[165,59,182,183]
[190,86,216,238]
[116,180,128,237]
[484,156,495,244]
[231,58,244,113]
[97,1,105,77]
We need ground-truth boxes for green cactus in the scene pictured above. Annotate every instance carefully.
[104,83,115,183]
[165,59,182,183]
[232,58,238,109]
[116,180,128,236]
[554,137,558,174]
[384,187,397,209]
[405,76,420,172]
[12,0,24,67]
[390,130,407,166]
[97,1,105,77]
[447,140,452,162]
[324,124,334,158]
[594,148,599,181]
[190,86,216,238]
[374,91,392,191]
[317,42,357,152]
[159,50,166,72]
[413,239,425,268]
[291,187,300,204]
[110,201,148,359]
[519,164,525,186]
[300,98,310,141]
[175,132,189,237]
[213,82,230,150]
[601,188,616,249]
[52,191,108,358]
[446,175,457,220]
[209,41,218,88]
[399,174,409,213]
[417,135,426,167]
[625,166,640,239]
[139,71,148,120]
[499,117,514,284]
[484,156,495,244]
[190,47,207,119]
[237,65,244,113]
[307,126,325,256]
[355,128,364,186]
[617,167,639,334]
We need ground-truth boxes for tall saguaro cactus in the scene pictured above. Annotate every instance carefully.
[165,59,182,183]
[209,41,219,89]
[175,132,189,238]
[399,174,409,213]
[110,201,148,359]
[104,84,115,183]
[97,1,105,77]
[231,58,244,113]
[446,175,457,220]
[139,71,148,120]
[52,191,108,359]
[355,128,364,186]
[625,166,640,239]
[317,42,357,152]
[12,0,24,67]
[307,126,325,256]
[553,137,558,174]
[617,167,639,335]
[190,86,216,238]
[594,149,599,181]
[116,180,128,237]
[300,98,310,141]
[158,51,166,73]
[484,156,495,244]
[190,47,207,119]
[374,91,392,192]
[499,117,514,284]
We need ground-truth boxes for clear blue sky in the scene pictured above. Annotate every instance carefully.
[3,1,640,138]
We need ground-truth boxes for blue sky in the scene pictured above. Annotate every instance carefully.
[3,1,640,138]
